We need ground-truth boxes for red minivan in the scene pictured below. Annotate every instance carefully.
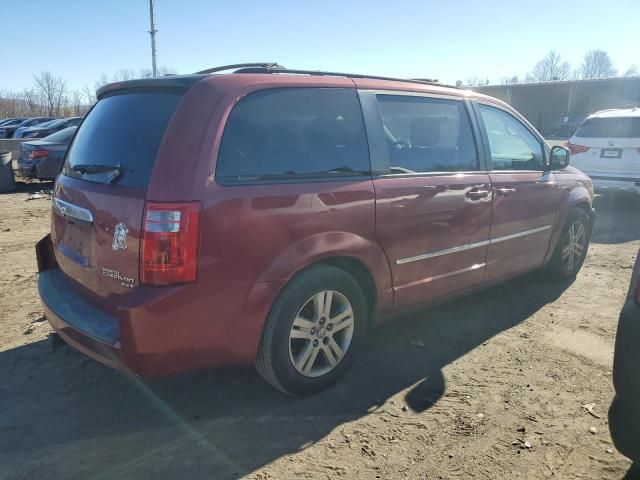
[37,64,595,395]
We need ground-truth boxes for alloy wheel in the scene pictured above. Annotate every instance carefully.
[288,290,355,378]
[562,220,587,273]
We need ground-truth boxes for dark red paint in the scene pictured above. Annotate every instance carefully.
[39,73,594,376]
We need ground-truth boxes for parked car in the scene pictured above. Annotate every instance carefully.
[18,127,76,179]
[13,117,56,138]
[0,117,26,127]
[609,250,640,463]
[567,108,640,194]
[23,117,82,138]
[36,66,595,395]
[0,117,51,138]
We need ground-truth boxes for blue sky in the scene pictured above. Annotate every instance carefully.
[1,0,638,92]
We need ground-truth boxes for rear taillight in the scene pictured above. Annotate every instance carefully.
[566,142,589,155]
[140,202,201,285]
[29,149,49,160]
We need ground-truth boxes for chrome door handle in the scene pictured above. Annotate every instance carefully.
[465,189,490,199]
[494,187,516,196]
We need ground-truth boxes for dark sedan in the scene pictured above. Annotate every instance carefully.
[13,117,56,138]
[22,117,82,138]
[609,249,640,463]
[18,127,76,179]
[0,117,53,138]
[0,117,26,127]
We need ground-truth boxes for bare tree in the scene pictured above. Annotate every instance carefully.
[580,49,617,79]
[527,51,571,82]
[71,90,86,116]
[464,77,489,87]
[23,88,40,115]
[33,71,67,116]
[624,64,638,77]
[140,65,178,78]
[94,73,110,91]
[500,75,520,85]
[112,69,137,81]
[82,84,96,106]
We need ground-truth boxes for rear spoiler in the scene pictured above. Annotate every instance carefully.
[96,75,207,99]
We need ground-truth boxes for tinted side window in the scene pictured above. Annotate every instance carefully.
[216,88,370,183]
[376,95,478,173]
[479,105,543,171]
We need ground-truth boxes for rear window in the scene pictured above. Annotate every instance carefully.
[43,127,76,143]
[63,92,183,187]
[216,88,370,183]
[575,116,640,138]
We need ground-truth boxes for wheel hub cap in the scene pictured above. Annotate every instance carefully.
[562,220,587,272]
[288,290,355,378]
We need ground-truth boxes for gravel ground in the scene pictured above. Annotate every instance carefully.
[0,177,638,480]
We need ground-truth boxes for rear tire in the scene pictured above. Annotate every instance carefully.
[256,264,367,396]
[546,207,591,279]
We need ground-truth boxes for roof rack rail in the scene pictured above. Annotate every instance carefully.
[194,63,456,89]
[194,62,284,75]
[247,67,455,89]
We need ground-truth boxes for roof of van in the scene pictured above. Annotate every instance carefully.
[588,108,640,119]
[95,69,514,117]
[97,70,479,100]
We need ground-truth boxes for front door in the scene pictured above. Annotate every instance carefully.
[475,103,559,282]
[367,92,493,310]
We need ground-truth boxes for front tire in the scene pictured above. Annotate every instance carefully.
[256,265,367,396]
[546,207,592,279]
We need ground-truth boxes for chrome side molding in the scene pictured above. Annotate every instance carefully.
[53,197,94,224]
[396,225,552,265]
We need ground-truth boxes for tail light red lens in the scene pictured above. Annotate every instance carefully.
[29,149,49,160]
[140,202,201,285]
[566,142,589,155]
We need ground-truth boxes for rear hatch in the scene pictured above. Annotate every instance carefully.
[51,90,185,302]
[569,116,640,178]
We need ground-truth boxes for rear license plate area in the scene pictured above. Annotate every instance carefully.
[59,221,91,267]
[601,148,622,159]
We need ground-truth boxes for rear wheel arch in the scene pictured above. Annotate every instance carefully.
[573,200,595,228]
[316,256,377,322]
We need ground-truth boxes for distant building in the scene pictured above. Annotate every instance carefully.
[472,77,640,138]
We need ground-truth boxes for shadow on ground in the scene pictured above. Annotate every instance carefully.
[0,272,571,480]
[592,192,640,244]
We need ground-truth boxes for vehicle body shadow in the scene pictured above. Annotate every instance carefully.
[1,178,54,195]
[591,192,640,244]
[0,271,571,479]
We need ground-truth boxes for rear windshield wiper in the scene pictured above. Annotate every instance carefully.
[71,164,130,184]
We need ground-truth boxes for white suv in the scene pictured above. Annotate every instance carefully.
[568,108,640,194]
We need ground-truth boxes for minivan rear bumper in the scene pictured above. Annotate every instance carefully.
[37,234,279,377]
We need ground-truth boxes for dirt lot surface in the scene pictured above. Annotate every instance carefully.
[1,178,639,480]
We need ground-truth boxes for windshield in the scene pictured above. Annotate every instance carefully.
[63,92,183,187]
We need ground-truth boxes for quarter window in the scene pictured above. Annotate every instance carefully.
[216,88,370,183]
[479,105,544,171]
[376,95,478,174]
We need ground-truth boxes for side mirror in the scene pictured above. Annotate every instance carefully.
[548,145,570,170]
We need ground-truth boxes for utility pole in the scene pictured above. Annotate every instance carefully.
[148,0,158,77]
